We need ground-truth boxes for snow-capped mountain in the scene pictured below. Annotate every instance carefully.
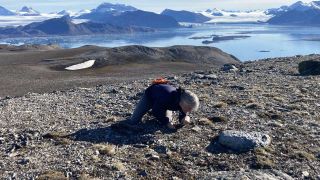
[268,1,320,25]
[76,2,139,21]
[265,6,289,16]
[58,10,74,16]
[91,2,137,13]
[0,6,16,16]
[288,1,320,11]
[76,9,91,16]
[204,8,224,16]
[18,6,40,16]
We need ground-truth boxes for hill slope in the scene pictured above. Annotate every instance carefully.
[0,54,319,179]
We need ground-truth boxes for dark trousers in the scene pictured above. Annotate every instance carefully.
[129,93,172,124]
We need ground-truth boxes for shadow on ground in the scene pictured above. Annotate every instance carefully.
[67,119,177,146]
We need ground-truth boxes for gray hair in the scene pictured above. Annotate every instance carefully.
[180,89,199,111]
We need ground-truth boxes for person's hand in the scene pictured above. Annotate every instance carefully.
[181,116,191,125]
[166,122,176,130]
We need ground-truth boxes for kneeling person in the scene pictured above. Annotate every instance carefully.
[129,83,199,129]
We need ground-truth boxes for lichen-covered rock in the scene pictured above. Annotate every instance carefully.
[298,60,320,75]
[218,130,271,152]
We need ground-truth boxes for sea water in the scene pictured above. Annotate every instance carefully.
[1,24,320,61]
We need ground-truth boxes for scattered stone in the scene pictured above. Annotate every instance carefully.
[230,85,245,90]
[133,144,149,148]
[17,158,30,165]
[208,116,228,123]
[138,169,148,177]
[222,64,239,72]
[148,154,160,161]
[218,130,271,152]
[204,74,218,80]
[191,126,202,132]
[192,73,204,79]
[302,171,309,177]
[153,145,169,154]
[268,122,283,128]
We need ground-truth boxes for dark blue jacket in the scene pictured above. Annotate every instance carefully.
[145,84,186,124]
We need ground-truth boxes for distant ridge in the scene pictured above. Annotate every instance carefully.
[0,16,154,38]
[161,9,211,23]
[0,6,16,16]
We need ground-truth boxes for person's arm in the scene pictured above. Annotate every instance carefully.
[152,102,170,125]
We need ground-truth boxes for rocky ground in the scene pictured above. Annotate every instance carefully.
[0,54,319,179]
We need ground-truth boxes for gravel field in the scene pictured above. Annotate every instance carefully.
[0,54,320,179]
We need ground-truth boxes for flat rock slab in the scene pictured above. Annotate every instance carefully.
[218,130,271,152]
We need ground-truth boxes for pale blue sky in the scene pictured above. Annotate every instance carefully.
[1,0,315,13]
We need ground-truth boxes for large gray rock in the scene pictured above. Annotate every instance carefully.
[298,60,320,76]
[218,130,271,152]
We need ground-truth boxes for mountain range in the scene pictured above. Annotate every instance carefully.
[161,9,211,23]
[0,16,154,38]
[159,1,320,25]
[0,1,320,38]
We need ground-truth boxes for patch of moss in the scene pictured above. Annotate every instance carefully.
[37,171,67,180]
[198,118,213,126]
[95,144,116,156]
[245,103,262,109]
[213,102,228,108]
[113,162,125,171]
[55,138,71,145]
[254,155,274,169]
[222,99,239,105]
[292,151,315,161]
[273,96,285,102]
[43,132,71,146]
[78,173,99,180]
[42,132,66,139]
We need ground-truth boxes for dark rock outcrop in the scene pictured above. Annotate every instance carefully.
[299,60,320,75]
